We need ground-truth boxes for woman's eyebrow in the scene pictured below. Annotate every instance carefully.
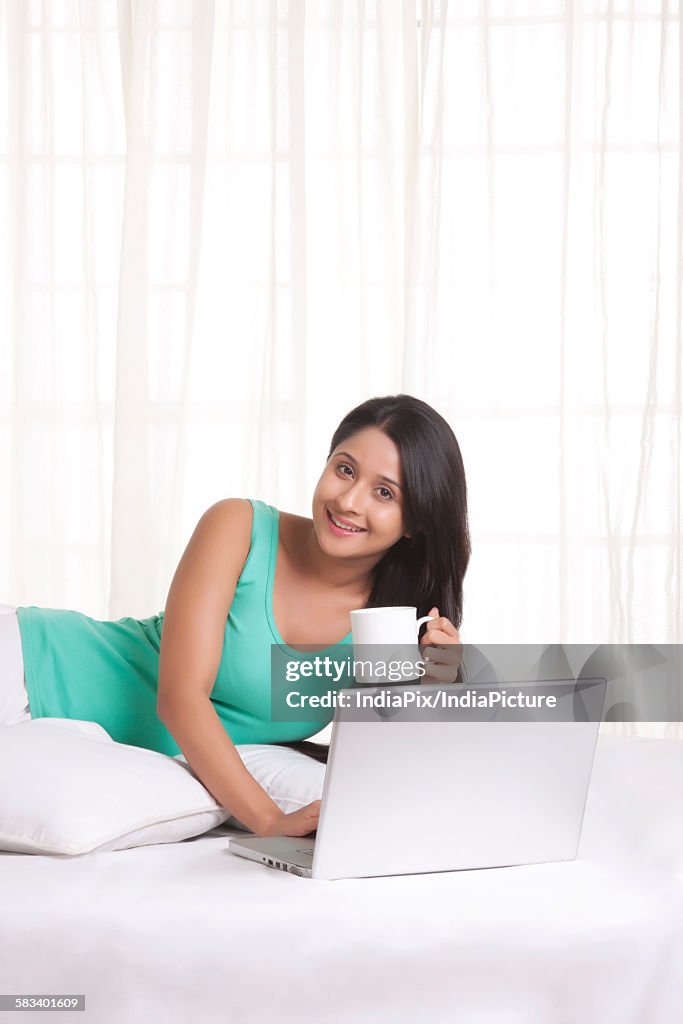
[334,450,402,490]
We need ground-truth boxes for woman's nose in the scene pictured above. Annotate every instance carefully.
[338,483,364,513]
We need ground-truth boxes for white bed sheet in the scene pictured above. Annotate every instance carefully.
[1,734,682,1024]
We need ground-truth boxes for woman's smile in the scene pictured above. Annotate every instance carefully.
[326,508,366,536]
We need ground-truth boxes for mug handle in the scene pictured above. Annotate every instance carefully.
[416,614,436,636]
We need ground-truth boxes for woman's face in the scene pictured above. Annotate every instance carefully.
[312,427,410,559]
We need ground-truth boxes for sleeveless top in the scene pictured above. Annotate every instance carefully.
[16,499,354,756]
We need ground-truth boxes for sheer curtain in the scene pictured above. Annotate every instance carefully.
[408,0,681,737]
[0,1,680,727]
[0,0,417,615]
[410,0,680,650]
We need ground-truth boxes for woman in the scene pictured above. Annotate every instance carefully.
[2,395,470,838]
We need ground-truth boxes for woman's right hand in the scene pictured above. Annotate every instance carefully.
[256,799,321,838]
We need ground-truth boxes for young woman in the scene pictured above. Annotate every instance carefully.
[2,394,470,839]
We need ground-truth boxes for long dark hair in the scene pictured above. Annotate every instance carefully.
[328,394,471,632]
[282,396,471,764]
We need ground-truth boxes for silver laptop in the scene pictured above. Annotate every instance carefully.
[229,677,606,880]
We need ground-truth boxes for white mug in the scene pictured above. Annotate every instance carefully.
[350,606,436,684]
[350,606,435,645]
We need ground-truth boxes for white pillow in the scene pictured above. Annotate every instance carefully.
[0,719,326,856]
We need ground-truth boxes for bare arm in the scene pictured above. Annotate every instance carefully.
[157,499,319,838]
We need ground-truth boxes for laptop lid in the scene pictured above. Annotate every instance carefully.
[311,677,606,880]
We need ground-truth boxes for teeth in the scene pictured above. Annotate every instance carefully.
[330,512,363,532]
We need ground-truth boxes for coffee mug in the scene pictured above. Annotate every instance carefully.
[350,606,435,645]
[350,606,436,684]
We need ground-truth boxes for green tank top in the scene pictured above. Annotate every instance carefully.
[16,499,354,755]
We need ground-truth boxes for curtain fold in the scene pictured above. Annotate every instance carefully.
[111,0,216,614]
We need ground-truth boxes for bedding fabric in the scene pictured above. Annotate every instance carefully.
[0,606,31,725]
[0,734,682,1024]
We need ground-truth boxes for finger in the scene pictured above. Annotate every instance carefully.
[423,617,460,637]
[421,662,460,684]
[421,608,440,637]
[422,646,463,680]
[423,645,461,666]
[424,616,460,640]
[422,640,460,657]
[421,629,460,647]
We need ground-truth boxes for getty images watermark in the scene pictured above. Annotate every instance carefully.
[270,644,683,724]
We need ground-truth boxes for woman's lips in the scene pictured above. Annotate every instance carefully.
[326,508,366,537]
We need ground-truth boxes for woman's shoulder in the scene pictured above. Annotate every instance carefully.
[200,497,297,551]
[220,498,312,532]
[192,498,256,565]
[200,497,254,529]
[198,498,311,563]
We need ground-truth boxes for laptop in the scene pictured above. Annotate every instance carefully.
[229,677,606,880]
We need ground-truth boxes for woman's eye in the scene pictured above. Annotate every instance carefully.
[336,464,393,500]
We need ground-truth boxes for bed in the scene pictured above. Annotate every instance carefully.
[1,732,682,1024]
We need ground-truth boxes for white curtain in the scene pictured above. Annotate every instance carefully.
[0,1,680,731]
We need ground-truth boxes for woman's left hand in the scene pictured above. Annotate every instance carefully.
[419,607,463,684]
